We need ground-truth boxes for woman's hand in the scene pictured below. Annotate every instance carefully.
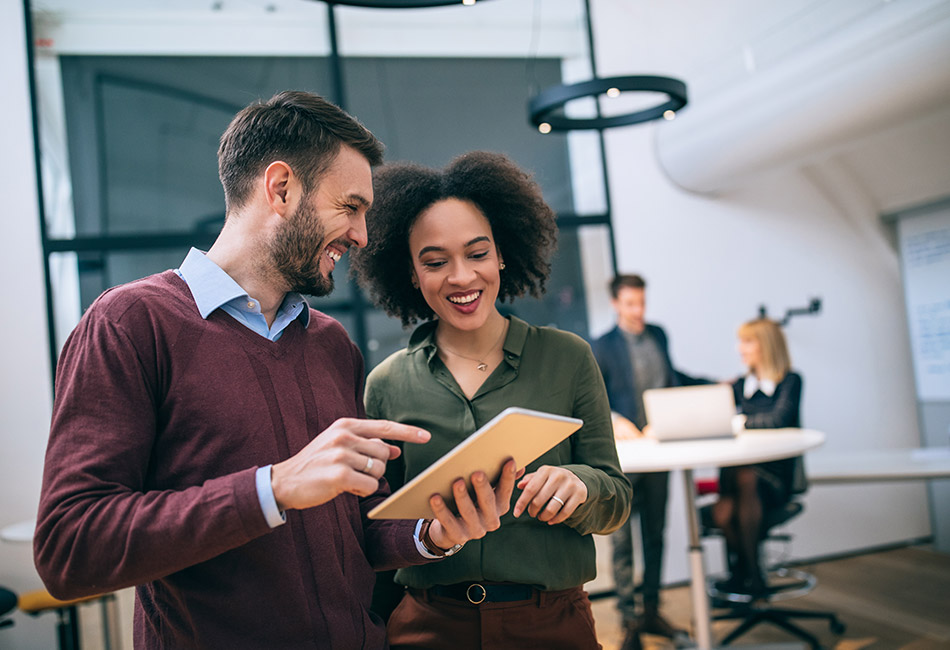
[512,466,588,525]
[425,460,520,551]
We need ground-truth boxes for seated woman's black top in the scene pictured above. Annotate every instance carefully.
[721,371,803,506]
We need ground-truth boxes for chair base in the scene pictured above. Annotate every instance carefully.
[712,603,846,649]
[707,567,845,649]
[708,567,816,605]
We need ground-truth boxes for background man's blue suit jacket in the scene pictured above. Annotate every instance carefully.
[591,324,707,426]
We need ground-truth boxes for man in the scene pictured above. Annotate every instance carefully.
[592,274,706,649]
[33,91,514,649]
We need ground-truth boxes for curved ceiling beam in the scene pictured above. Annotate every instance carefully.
[655,4,950,195]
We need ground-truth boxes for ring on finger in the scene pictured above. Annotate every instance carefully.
[364,457,375,473]
[550,495,566,508]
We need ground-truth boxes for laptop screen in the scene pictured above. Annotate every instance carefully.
[642,384,737,441]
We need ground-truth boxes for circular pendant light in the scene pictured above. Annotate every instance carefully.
[528,75,688,132]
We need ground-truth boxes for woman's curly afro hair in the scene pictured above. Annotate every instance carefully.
[350,151,558,327]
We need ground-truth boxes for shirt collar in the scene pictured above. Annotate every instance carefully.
[406,315,528,369]
[177,247,310,327]
[620,328,646,344]
[744,373,776,399]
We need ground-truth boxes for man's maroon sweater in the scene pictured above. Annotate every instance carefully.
[34,271,422,649]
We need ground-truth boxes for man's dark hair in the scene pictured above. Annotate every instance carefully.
[351,151,558,327]
[217,90,383,211]
[609,274,646,298]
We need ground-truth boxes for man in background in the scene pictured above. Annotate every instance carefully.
[34,90,513,649]
[592,274,707,649]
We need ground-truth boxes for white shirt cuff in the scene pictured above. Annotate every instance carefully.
[256,465,287,528]
[413,519,442,559]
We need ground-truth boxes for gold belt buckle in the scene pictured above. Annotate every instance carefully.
[466,583,487,604]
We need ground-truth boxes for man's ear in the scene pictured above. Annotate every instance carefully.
[263,161,295,217]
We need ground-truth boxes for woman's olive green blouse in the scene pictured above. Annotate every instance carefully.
[365,316,632,591]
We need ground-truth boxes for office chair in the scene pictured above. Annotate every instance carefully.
[697,460,846,649]
[1,586,117,650]
[19,589,91,650]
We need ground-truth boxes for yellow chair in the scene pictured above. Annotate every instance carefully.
[18,589,117,650]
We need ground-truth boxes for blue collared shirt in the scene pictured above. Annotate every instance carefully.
[176,248,311,528]
[177,247,309,341]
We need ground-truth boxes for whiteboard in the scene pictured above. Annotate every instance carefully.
[898,204,950,401]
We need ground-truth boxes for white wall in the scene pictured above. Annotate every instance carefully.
[590,0,944,583]
[0,2,58,648]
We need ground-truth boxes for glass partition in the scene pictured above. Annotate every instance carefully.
[31,0,615,368]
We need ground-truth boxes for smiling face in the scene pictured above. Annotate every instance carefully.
[269,145,372,296]
[738,333,763,373]
[408,198,502,333]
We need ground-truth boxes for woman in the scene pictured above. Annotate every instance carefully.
[711,318,803,597]
[351,151,631,649]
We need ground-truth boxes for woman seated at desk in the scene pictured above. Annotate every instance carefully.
[712,317,803,597]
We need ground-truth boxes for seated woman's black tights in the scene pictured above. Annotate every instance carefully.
[711,466,768,596]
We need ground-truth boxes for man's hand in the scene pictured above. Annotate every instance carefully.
[512,465,588,525]
[270,418,430,511]
[425,460,520,551]
[611,412,642,440]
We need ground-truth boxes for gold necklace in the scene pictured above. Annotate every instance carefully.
[438,321,509,372]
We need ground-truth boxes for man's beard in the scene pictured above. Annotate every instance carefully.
[269,198,335,297]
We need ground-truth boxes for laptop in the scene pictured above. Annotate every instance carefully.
[642,384,738,441]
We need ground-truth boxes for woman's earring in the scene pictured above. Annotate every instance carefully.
[499,263,506,270]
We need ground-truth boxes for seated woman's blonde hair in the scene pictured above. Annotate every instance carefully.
[738,318,791,383]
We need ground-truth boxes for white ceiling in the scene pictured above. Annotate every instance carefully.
[641,0,950,208]
[29,0,950,211]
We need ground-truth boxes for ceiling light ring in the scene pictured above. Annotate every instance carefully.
[528,75,688,132]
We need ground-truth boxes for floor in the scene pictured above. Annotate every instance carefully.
[65,545,950,649]
[590,545,950,650]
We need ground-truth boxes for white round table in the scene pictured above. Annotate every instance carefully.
[615,429,825,650]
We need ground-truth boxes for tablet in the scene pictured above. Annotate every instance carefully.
[367,407,583,520]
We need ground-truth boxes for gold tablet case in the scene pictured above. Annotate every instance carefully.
[368,407,583,520]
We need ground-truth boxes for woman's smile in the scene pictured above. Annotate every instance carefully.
[409,198,502,333]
